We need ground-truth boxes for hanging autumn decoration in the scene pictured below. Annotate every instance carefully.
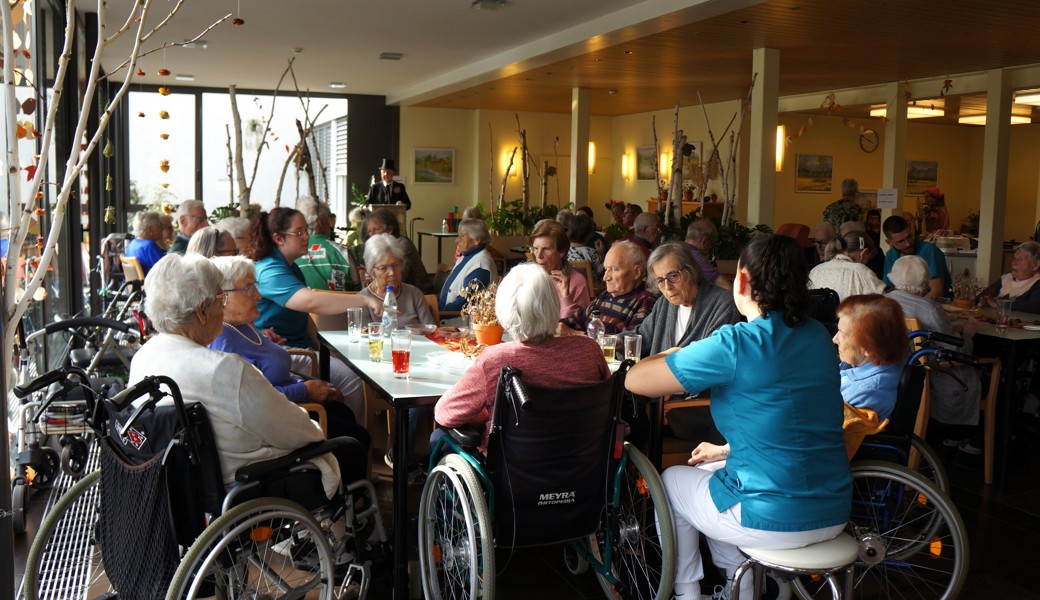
[159,133,169,140]
[232,17,245,25]
[159,110,170,119]
[159,159,170,173]
[136,68,146,76]
[158,68,171,76]
[941,79,954,96]
[138,111,146,117]
[102,138,114,158]
[158,86,171,96]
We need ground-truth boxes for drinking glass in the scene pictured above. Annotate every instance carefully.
[995,297,1014,333]
[623,334,642,363]
[347,308,364,343]
[599,334,618,363]
[391,329,411,379]
[367,322,384,362]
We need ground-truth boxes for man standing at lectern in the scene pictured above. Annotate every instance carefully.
[366,158,412,210]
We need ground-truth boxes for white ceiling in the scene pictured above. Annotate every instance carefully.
[94,0,719,100]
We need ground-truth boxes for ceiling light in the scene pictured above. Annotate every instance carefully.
[328,82,346,89]
[1014,89,1040,105]
[183,40,207,49]
[379,52,404,61]
[869,102,945,119]
[471,0,508,9]
[174,74,195,81]
[957,114,1031,125]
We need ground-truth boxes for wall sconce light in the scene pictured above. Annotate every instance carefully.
[621,153,631,181]
[502,150,517,177]
[588,141,596,175]
[775,125,785,172]
[659,152,671,178]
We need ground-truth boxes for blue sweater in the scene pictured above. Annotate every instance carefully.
[438,244,496,311]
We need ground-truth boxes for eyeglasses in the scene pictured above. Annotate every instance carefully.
[371,261,404,274]
[215,247,240,256]
[280,229,308,238]
[653,270,684,289]
[212,292,229,307]
[887,232,914,248]
[814,240,828,247]
[224,283,258,296]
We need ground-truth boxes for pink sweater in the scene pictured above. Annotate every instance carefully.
[559,266,591,319]
[434,335,611,452]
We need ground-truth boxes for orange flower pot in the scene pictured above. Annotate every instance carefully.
[473,323,504,346]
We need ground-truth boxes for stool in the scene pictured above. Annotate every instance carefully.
[730,532,859,600]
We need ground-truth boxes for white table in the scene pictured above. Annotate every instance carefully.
[319,330,460,599]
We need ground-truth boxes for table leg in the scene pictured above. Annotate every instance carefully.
[996,343,1019,487]
[436,237,444,267]
[393,404,411,599]
[649,398,664,470]
[418,234,425,267]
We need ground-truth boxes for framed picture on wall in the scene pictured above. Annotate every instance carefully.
[906,160,938,195]
[794,154,834,193]
[857,189,878,210]
[414,148,455,184]
[636,145,657,181]
[681,141,704,181]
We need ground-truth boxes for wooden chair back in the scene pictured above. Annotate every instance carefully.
[569,260,596,301]
[120,255,145,282]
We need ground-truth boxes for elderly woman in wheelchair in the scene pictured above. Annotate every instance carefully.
[421,263,676,600]
[626,235,852,600]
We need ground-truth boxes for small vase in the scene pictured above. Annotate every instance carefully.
[952,298,974,309]
[473,323,504,346]
[683,189,693,202]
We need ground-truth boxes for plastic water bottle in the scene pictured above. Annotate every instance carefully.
[441,219,448,233]
[382,285,398,335]
[586,308,605,342]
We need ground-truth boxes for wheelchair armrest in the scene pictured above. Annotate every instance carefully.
[234,437,358,483]
[446,426,484,448]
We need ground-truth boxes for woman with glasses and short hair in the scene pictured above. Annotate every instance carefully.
[246,208,381,420]
[358,233,435,326]
[128,253,343,497]
[635,243,742,357]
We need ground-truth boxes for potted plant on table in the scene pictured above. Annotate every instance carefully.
[952,268,981,309]
[461,280,503,346]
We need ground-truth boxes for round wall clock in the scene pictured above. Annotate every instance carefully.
[859,128,880,153]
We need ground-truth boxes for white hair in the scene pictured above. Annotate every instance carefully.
[608,241,647,275]
[457,218,490,244]
[296,196,330,232]
[210,255,255,288]
[175,199,205,220]
[889,255,930,296]
[495,263,559,343]
[186,226,235,258]
[363,233,405,266]
[144,254,222,334]
[633,212,659,237]
[215,216,251,240]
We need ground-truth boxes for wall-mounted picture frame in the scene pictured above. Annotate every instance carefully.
[636,145,657,181]
[681,141,704,181]
[906,160,938,195]
[795,154,834,193]
[414,148,455,184]
[856,189,878,210]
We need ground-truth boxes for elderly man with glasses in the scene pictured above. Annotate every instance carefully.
[169,199,208,255]
[882,214,951,298]
[559,241,657,336]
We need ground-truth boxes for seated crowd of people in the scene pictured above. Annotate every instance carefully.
[119,192,1039,600]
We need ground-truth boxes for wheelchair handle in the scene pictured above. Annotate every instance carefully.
[932,347,980,367]
[907,329,963,348]
[26,316,133,342]
[13,365,92,399]
[107,375,189,439]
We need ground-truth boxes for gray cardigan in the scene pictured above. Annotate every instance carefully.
[635,283,743,356]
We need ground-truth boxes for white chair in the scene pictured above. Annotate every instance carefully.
[730,533,859,600]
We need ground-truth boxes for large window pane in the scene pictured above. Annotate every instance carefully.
[127,91,197,209]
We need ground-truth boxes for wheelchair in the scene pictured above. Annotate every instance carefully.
[789,338,976,600]
[22,373,387,600]
[417,361,676,600]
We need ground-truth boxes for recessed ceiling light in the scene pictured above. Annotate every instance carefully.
[471,0,508,9]
[958,114,1032,125]
[379,52,404,61]
[183,40,208,49]
[328,82,346,89]
[623,50,633,55]
[174,74,195,81]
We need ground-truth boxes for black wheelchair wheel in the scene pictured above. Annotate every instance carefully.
[590,443,676,600]
[11,482,27,535]
[61,438,90,477]
[418,458,495,600]
[167,498,336,600]
[563,541,590,575]
[792,461,968,600]
[30,447,62,490]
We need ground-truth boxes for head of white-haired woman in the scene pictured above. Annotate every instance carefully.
[495,263,560,343]
[364,233,406,293]
[889,255,931,296]
[144,254,225,344]
[211,256,261,327]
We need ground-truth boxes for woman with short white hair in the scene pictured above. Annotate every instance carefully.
[129,253,340,496]
[186,225,238,258]
[359,233,435,326]
[125,210,167,274]
[438,218,497,312]
[215,216,252,255]
[887,254,982,431]
[434,263,610,453]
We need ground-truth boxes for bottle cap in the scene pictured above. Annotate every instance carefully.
[591,309,601,317]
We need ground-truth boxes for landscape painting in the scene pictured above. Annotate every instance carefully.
[795,154,834,193]
[636,145,657,181]
[414,148,454,184]
[906,160,938,195]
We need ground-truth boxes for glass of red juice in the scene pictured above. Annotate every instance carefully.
[391,329,411,379]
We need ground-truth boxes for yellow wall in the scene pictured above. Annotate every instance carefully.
[402,105,1040,271]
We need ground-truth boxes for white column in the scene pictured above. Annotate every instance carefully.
[747,48,778,227]
[879,82,908,254]
[977,68,1011,284]
[569,87,591,208]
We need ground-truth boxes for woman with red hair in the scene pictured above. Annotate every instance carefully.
[833,294,908,421]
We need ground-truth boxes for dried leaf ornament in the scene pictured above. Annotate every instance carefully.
[159,110,170,120]
[104,206,116,224]
[102,138,115,158]
[159,159,170,173]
